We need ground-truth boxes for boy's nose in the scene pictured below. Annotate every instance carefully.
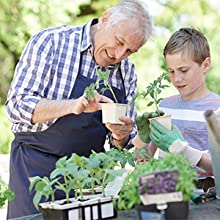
[174,73,182,82]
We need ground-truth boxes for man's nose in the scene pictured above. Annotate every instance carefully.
[115,47,127,59]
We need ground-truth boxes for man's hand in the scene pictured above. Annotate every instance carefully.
[74,90,113,114]
[149,119,184,151]
[105,116,134,142]
[136,110,164,144]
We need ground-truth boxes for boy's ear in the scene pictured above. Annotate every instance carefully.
[203,57,211,73]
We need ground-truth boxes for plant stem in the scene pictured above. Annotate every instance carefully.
[64,175,70,203]
[108,85,118,103]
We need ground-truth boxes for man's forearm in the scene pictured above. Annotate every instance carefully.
[32,98,75,124]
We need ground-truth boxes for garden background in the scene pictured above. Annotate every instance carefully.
[0,0,220,155]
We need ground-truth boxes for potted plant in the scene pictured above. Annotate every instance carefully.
[29,147,148,220]
[115,153,198,220]
[84,68,127,124]
[0,181,14,208]
[132,72,171,131]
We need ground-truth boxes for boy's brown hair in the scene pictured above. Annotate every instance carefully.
[163,28,210,65]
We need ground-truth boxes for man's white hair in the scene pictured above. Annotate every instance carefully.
[106,0,153,44]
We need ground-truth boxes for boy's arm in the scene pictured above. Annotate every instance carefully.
[132,135,157,158]
[149,119,213,173]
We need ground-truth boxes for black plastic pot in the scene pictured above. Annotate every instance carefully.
[40,198,117,220]
[136,201,189,220]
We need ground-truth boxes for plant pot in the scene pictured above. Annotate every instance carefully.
[101,103,127,124]
[136,201,189,220]
[149,114,171,130]
[39,195,117,220]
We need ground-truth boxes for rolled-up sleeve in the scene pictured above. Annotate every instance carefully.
[5,31,54,126]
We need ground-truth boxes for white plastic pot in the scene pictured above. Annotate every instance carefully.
[101,103,128,124]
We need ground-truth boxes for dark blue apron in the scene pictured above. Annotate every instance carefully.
[7,60,126,218]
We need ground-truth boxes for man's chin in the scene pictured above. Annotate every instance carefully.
[96,60,111,67]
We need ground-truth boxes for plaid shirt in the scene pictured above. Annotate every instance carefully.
[5,19,137,139]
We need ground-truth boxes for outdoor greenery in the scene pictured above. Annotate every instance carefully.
[0,180,14,207]
[0,106,13,154]
[1,0,220,154]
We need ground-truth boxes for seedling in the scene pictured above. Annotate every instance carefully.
[30,147,148,209]
[131,72,170,114]
[84,68,118,103]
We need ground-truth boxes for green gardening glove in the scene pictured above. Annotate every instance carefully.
[136,110,164,144]
[149,119,184,152]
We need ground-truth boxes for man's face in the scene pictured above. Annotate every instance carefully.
[93,14,144,67]
[165,52,210,100]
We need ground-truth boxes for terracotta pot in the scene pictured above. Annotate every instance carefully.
[101,103,127,124]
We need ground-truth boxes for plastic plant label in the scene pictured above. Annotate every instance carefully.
[104,169,129,197]
[139,170,183,205]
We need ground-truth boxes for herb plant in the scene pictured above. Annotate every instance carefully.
[115,153,198,210]
[84,68,118,103]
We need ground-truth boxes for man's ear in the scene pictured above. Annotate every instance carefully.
[100,11,110,24]
[203,57,211,73]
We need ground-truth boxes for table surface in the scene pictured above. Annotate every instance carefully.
[10,199,220,220]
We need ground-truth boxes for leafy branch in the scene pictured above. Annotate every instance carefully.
[131,72,170,113]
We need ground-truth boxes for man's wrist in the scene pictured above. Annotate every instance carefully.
[112,136,124,142]
[111,134,129,147]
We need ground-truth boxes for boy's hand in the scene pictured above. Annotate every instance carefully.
[149,119,184,151]
[136,110,164,143]
[149,119,202,166]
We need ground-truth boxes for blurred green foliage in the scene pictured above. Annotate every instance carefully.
[1,0,220,153]
[0,106,14,154]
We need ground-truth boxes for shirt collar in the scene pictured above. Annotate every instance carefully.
[81,18,98,53]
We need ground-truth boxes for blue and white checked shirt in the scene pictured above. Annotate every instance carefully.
[5,19,137,139]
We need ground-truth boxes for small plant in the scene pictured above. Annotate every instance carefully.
[0,181,14,207]
[106,146,151,168]
[131,72,170,114]
[84,68,118,103]
[115,153,198,210]
[29,176,59,209]
[29,147,149,210]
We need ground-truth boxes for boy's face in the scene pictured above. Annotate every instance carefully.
[165,52,211,100]
[92,12,144,67]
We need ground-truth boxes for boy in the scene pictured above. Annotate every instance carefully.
[135,28,220,173]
